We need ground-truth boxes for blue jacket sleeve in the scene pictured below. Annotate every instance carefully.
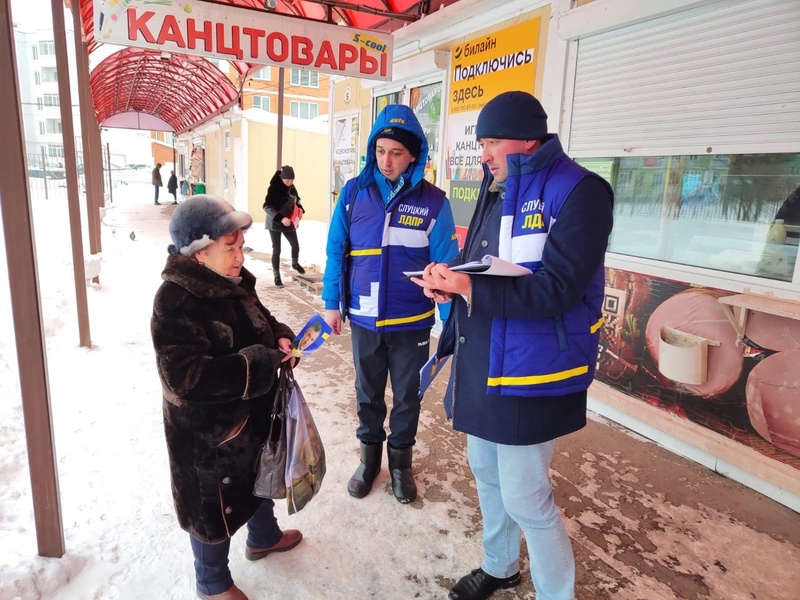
[322,183,352,310]
[429,198,460,264]
[430,198,460,322]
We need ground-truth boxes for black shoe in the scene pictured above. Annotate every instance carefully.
[449,568,521,600]
[387,445,416,503]
[154,201,161,205]
[274,275,283,288]
[347,442,382,499]
[292,263,306,274]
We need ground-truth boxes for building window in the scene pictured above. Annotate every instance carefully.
[252,67,271,81]
[39,122,45,134]
[36,97,43,110]
[32,46,38,60]
[290,101,318,120]
[43,93,59,107]
[34,72,41,85]
[252,95,270,111]
[576,153,800,282]
[224,130,231,151]
[41,68,58,83]
[290,69,318,88]
[47,144,64,158]
[45,119,62,134]
[38,40,55,55]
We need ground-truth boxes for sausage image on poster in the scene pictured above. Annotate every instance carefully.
[597,269,800,465]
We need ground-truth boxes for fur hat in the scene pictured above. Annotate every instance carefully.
[280,165,295,180]
[475,91,548,141]
[374,127,422,158]
[168,195,252,256]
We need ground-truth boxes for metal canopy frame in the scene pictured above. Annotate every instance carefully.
[78,0,457,133]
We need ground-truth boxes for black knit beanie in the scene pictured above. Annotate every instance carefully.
[280,165,295,179]
[374,127,422,158]
[475,91,548,141]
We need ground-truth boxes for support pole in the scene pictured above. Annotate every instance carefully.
[0,0,65,558]
[52,0,91,347]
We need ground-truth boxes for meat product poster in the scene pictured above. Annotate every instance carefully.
[597,268,800,469]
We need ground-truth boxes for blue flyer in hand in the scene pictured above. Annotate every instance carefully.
[419,353,450,399]
[290,314,333,357]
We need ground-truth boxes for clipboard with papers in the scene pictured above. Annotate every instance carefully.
[403,255,532,279]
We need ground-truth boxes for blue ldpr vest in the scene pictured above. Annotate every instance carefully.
[346,181,447,332]
[487,152,606,397]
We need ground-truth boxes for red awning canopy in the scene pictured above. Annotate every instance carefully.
[78,0,459,133]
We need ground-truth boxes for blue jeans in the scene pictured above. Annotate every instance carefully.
[467,435,575,600]
[190,500,282,596]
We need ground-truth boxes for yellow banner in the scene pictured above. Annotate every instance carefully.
[448,19,540,115]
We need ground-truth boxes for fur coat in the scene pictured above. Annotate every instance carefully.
[151,253,294,543]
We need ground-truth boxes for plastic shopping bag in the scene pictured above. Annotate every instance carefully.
[284,372,326,514]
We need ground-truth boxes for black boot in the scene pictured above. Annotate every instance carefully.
[274,274,283,288]
[347,441,382,499]
[388,445,416,503]
[292,262,306,274]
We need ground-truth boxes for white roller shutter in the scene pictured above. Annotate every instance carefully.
[568,0,800,156]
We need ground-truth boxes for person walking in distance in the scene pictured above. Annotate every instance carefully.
[167,170,178,204]
[152,162,163,205]
[322,104,459,504]
[411,91,614,600]
[263,165,305,288]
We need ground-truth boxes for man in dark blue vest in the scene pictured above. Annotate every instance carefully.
[411,91,614,600]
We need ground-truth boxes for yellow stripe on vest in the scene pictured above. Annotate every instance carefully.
[351,248,382,256]
[376,308,436,327]
[487,365,589,387]
[590,317,604,334]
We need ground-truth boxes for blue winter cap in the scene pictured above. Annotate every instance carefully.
[475,91,548,141]
[168,194,252,256]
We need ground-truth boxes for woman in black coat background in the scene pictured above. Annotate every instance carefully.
[263,165,305,287]
[151,195,303,600]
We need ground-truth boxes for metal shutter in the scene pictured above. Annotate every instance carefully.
[568,0,800,156]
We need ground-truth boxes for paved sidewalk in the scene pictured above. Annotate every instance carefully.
[115,195,800,600]
[249,257,799,600]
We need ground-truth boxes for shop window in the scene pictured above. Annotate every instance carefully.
[576,154,800,282]
[410,82,443,184]
[290,101,318,120]
[290,69,318,87]
[374,90,403,118]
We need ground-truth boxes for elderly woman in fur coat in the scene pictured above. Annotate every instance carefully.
[151,195,303,600]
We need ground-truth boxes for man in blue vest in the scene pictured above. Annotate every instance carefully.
[322,104,459,504]
[411,91,614,600]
